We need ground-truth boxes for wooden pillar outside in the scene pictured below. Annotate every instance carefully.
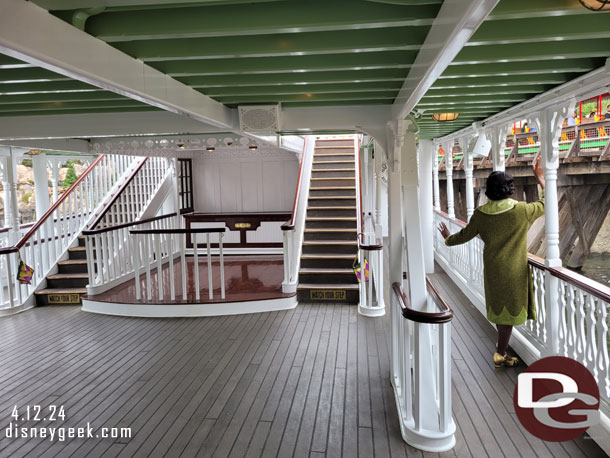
[32,153,50,220]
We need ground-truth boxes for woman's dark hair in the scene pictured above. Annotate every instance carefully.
[485,171,515,201]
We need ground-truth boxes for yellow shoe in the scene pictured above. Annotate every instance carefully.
[493,352,519,368]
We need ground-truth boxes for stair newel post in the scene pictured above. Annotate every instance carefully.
[537,104,572,356]
[180,232,187,300]
[282,229,291,291]
[166,232,175,300]
[85,235,94,287]
[132,233,141,300]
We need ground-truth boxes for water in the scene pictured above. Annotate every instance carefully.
[576,253,610,288]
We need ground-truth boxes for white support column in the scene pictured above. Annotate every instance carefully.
[432,144,440,212]
[0,156,10,228]
[418,139,434,274]
[388,122,405,292]
[374,145,384,238]
[460,137,475,221]
[444,141,455,219]
[401,123,428,312]
[535,104,572,356]
[5,149,20,244]
[489,125,508,172]
[32,153,50,219]
[47,157,61,204]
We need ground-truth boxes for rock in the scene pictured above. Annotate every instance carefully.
[591,212,610,253]
[59,168,68,182]
[16,165,34,185]
[74,164,86,176]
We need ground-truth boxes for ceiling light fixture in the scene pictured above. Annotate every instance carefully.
[206,147,215,152]
[579,0,610,11]
[432,113,460,122]
[249,145,258,151]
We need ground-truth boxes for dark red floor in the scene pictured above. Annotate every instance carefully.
[87,255,294,304]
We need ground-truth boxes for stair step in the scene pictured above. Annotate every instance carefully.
[312,161,354,165]
[315,146,353,149]
[306,217,356,221]
[301,254,355,259]
[34,288,87,306]
[58,259,88,265]
[311,168,355,173]
[299,268,353,274]
[307,206,356,210]
[304,228,356,232]
[298,283,359,290]
[47,273,89,280]
[308,196,356,200]
[310,187,355,191]
[314,153,354,157]
[302,240,357,245]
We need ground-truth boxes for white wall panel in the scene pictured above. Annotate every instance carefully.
[246,222,283,243]
[193,149,298,213]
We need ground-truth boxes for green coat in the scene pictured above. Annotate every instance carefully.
[445,195,544,325]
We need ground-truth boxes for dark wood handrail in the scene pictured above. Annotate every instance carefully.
[392,281,454,324]
[86,157,148,231]
[130,227,226,235]
[82,212,177,236]
[282,137,309,231]
[0,222,35,234]
[434,209,610,304]
[5,154,105,252]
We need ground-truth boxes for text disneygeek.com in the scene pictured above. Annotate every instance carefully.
[3,406,131,442]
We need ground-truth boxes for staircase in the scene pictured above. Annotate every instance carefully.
[35,235,89,306]
[297,138,360,304]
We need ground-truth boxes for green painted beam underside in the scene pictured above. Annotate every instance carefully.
[1,0,608,135]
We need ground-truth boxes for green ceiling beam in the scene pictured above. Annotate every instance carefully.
[0,106,159,117]
[154,51,416,76]
[114,27,429,61]
[472,12,610,45]
[0,80,98,93]
[81,1,440,42]
[422,85,550,97]
[488,0,592,20]
[415,103,515,111]
[36,0,285,10]
[429,74,574,89]
[0,91,127,105]
[439,58,599,78]
[214,91,397,104]
[0,99,147,113]
[201,82,403,97]
[0,67,70,83]
[419,94,529,104]
[177,69,408,87]
[277,100,393,108]
[456,39,610,65]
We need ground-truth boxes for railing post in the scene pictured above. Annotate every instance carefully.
[535,106,571,356]
[488,125,508,172]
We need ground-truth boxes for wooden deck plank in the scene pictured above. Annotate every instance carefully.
[0,269,605,458]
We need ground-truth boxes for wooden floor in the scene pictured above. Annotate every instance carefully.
[0,268,605,457]
[88,255,293,304]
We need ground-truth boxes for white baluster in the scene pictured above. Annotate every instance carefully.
[193,233,200,301]
[207,233,213,300]
[167,232,175,300]
[219,232,225,299]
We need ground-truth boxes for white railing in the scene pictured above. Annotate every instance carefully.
[391,280,455,452]
[0,154,137,312]
[281,136,315,292]
[83,213,181,296]
[434,210,610,411]
[131,227,226,302]
[358,215,384,316]
[89,156,169,229]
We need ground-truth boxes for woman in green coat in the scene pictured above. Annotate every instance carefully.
[438,157,545,368]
